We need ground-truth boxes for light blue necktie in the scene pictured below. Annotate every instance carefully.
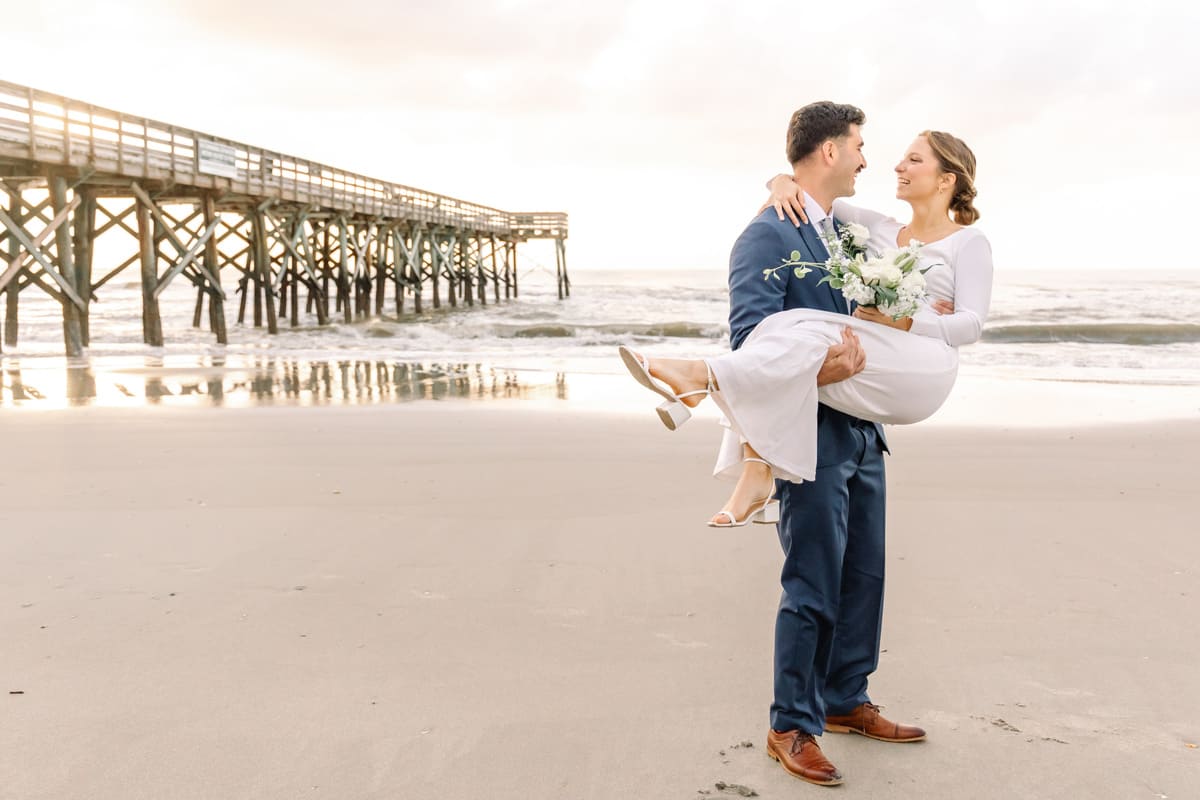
[818,216,836,243]
[816,217,850,312]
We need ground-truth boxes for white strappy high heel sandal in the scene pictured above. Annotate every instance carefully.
[708,457,780,528]
[617,345,714,431]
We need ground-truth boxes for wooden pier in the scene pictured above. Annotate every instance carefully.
[0,80,569,357]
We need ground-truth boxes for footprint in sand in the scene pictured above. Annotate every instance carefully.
[655,632,709,648]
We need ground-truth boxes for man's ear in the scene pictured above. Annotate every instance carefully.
[821,139,837,164]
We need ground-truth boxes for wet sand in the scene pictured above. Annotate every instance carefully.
[0,405,1196,799]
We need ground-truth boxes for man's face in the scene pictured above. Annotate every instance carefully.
[831,124,867,197]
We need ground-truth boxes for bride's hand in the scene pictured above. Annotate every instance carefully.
[853,306,914,331]
[757,174,809,226]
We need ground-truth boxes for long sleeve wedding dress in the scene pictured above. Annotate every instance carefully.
[709,201,993,483]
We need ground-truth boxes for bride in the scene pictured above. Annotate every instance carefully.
[619,129,993,525]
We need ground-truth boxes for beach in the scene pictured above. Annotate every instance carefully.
[1,401,1196,799]
[3,6,1199,797]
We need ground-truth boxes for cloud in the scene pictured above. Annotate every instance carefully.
[6,0,1200,269]
[168,0,626,113]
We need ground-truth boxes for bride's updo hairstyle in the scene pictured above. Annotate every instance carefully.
[923,130,980,225]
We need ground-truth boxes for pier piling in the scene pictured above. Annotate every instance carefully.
[0,80,567,355]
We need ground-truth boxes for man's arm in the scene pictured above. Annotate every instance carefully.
[728,221,788,350]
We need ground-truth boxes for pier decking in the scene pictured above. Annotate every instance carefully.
[0,80,569,357]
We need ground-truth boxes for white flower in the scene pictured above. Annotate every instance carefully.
[860,254,903,287]
[841,273,876,305]
[846,223,870,247]
[899,270,926,292]
[858,259,884,286]
[788,232,929,319]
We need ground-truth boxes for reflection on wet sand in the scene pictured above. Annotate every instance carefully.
[4,363,37,401]
[224,359,569,406]
[66,365,97,405]
[0,356,570,408]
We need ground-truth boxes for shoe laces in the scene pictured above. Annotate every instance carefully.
[790,732,815,755]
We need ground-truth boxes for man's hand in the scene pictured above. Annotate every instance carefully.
[757,174,809,226]
[816,327,866,386]
[932,299,954,315]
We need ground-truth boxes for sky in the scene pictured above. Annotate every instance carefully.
[5,0,1199,272]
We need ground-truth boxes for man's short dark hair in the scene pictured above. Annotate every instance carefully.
[786,102,866,165]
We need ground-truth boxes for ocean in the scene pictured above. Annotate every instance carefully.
[2,267,1199,411]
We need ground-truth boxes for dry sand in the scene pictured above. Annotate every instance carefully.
[0,405,1196,799]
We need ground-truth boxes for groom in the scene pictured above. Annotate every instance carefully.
[727,102,925,787]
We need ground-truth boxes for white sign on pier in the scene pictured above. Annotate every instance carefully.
[197,139,238,178]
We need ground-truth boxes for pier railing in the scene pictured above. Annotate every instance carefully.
[0,80,569,358]
[0,80,566,239]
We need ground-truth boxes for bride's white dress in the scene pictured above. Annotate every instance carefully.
[709,201,993,483]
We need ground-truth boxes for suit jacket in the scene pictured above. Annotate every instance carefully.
[727,208,887,468]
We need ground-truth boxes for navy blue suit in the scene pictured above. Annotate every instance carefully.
[728,209,889,735]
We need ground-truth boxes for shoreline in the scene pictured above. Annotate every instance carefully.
[2,354,1198,428]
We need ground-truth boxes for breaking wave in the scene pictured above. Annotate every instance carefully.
[982,323,1200,345]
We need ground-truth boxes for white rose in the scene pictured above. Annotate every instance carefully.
[858,258,885,285]
[846,222,870,247]
[899,270,926,292]
[876,264,903,287]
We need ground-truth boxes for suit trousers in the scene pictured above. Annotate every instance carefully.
[769,419,886,734]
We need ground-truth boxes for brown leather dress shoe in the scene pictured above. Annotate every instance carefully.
[824,702,926,742]
[766,729,844,786]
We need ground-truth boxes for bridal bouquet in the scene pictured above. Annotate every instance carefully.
[764,222,928,319]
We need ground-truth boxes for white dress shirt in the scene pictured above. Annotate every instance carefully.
[803,193,846,309]
[802,192,832,249]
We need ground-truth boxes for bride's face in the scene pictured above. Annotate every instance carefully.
[894,136,952,203]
